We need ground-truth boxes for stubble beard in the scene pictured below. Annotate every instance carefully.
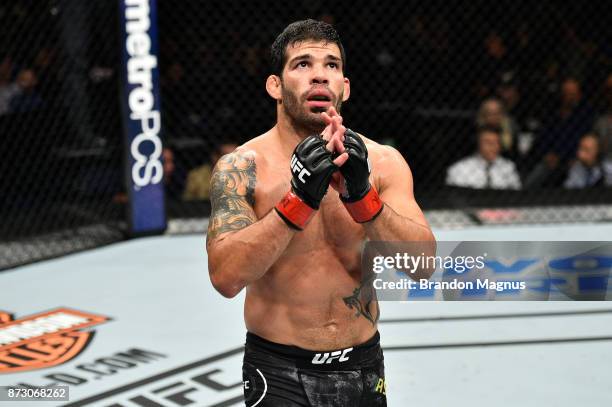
[281,84,343,135]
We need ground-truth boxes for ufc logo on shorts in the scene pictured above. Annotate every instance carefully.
[291,154,311,183]
[311,347,353,364]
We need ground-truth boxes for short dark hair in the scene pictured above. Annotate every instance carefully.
[580,133,599,143]
[477,124,502,138]
[270,19,346,76]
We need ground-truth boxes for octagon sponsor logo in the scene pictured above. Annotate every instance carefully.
[0,308,110,373]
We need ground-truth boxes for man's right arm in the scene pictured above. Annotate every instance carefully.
[206,150,296,298]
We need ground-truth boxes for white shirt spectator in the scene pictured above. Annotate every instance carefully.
[446,154,521,189]
[564,160,612,189]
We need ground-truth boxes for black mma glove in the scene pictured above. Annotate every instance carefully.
[275,135,337,229]
[339,129,384,222]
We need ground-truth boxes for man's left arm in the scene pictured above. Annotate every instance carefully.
[364,146,434,243]
[337,130,436,280]
[337,132,435,316]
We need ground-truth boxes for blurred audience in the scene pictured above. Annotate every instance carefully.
[0,57,17,114]
[5,1,612,205]
[564,133,612,188]
[0,66,43,115]
[525,78,594,187]
[593,73,612,160]
[540,78,594,160]
[9,68,42,113]
[446,125,521,190]
[163,147,176,186]
[183,140,239,201]
[475,32,516,98]
[476,97,520,160]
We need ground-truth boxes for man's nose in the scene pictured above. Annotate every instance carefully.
[311,65,329,85]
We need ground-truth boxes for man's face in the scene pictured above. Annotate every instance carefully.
[561,79,581,105]
[279,40,349,132]
[577,136,599,167]
[485,33,505,58]
[478,131,501,162]
[481,100,504,126]
[17,69,37,90]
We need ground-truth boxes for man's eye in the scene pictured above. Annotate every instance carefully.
[328,63,338,69]
[297,61,308,68]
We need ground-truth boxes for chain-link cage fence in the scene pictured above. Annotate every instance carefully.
[159,0,612,229]
[0,1,125,269]
[3,1,612,268]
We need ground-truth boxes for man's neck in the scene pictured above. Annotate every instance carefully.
[275,109,324,156]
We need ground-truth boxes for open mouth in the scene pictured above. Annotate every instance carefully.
[306,93,333,110]
[307,95,331,102]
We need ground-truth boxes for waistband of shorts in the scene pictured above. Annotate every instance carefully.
[245,331,381,370]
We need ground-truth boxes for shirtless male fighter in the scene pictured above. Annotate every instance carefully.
[206,19,435,406]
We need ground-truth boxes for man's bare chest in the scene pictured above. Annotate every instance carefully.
[253,167,365,252]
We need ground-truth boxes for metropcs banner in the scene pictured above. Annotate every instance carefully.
[119,0,166,235]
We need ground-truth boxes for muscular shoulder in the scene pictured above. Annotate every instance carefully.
[232,131,279,169]
[354,133,407,170]
[352,133,412,193]
[215,147,256,173]
[213,132,273,175]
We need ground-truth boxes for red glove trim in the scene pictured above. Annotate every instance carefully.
[275,190,315,230]
[343,186,384,223]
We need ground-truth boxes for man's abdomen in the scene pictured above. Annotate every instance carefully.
[244,260,377,350]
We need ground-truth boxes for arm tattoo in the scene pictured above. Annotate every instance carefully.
[343,271,380,326]
[207,152,257,243]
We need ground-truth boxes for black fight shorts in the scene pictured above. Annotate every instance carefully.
[242,331,387,406]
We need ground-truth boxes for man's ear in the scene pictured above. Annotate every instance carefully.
[266,75,282,101]
[342,77,351,102]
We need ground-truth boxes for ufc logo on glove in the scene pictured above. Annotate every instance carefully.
[291,154,311,183]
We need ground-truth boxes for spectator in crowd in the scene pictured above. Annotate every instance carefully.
[496,75,522,118]
[183,140,239,201]
[163,147,176,186]
[163,146,193,201]
[511,23,542,82]
[8,68,43,113]
[475,31,516,98]
[525,77,594,188]
[564,133,612,188]
[476,97,520,160]
[446,125,521,190]
[0,57,19,115]
[0,68,42,116]
[538,77,594,161]
[593,73,612,159]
